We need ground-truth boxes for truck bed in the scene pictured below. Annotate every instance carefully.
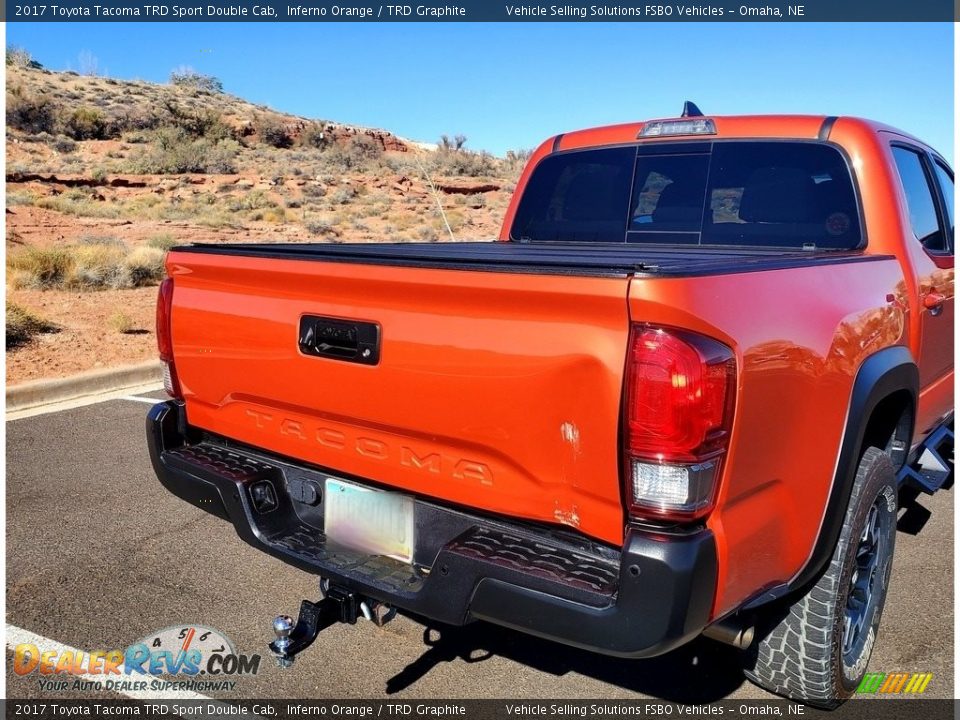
[176,241,888,278]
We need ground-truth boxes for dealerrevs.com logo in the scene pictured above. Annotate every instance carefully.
[13,625,261,693]
[856,672,934,695]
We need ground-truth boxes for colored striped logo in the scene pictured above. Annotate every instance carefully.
[857,672,933,694]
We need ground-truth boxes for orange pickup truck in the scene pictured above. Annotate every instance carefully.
[147,108,954,706]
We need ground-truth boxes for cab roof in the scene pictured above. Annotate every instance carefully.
[551,114,921,153]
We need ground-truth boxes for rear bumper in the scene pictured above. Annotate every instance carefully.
[147,400,717,658]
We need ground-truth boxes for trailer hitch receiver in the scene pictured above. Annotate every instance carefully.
[269,587,359,667]
[270,585,393,667]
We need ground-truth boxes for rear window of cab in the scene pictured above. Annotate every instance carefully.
[510,141,862,250]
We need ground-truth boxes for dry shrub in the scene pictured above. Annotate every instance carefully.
[7,241,167,291]
[124,246,166,286]
[63,107,109,140]
[146,234,179,251]
[125,127,239,174]
[70,243,128,288]
[109,310,136,334]
[7,247,73,288]
[256,117,293,148]
[300,124,329,149]
[169,69,223,94]
[7,303,57,348]
[7,91,57,134]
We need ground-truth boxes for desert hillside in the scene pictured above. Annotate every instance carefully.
[6,55,528,384]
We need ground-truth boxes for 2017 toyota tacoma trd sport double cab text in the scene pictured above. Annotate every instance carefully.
[147,109,954,706]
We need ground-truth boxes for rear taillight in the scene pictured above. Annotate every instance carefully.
[156,277,182,400]
[623,325,736,522]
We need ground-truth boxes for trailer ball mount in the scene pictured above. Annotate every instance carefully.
[269,584,394,667]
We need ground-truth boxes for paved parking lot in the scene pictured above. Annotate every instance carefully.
[6,393,954,700]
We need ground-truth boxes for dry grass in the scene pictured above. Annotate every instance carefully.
[8,241,166,291]
[6,303,57,348]
[146,234,179,251]
[35,193,123,219]
[108,310,136,334]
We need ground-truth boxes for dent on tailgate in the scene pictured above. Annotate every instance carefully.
[167,250,632,546]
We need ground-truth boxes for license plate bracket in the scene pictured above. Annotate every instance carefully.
[323,478,414,564]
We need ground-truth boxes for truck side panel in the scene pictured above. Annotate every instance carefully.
[628,258,907,617]
[832,121,954,439]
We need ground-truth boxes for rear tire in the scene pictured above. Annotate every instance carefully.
[744,447,897,708]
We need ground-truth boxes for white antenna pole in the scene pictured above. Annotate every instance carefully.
[413,149,455,242]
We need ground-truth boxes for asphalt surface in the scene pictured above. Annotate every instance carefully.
[6,393,955,701]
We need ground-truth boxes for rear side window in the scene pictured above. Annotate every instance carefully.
[512,141,863,250]
[891,146,947,252]
[933,160,954,243]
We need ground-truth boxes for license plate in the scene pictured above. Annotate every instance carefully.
[324,478,414,563]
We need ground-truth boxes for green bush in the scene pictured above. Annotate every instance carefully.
[125,127,239,174]
[429,149,498,177]
[163,103,233,140]
[63,107,109,140]
[321,136,384,172]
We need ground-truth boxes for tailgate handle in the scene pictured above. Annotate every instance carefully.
[299,316,380,365]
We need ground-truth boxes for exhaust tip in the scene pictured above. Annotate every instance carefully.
[703,617,755,650]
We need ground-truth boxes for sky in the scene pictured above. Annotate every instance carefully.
[7,23,954,161]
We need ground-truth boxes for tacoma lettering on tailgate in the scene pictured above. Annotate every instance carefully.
[244,409,494,486]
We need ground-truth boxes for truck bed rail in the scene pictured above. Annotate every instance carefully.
[175,241,891,278]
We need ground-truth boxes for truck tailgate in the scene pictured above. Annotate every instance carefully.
[167,248,632,545]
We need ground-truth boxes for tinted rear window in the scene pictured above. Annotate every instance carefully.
[511,141,862,250]
[509,147,635,243]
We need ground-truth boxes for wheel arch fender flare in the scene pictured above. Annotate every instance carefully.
[755,346,918,603]
[792,345,917,593]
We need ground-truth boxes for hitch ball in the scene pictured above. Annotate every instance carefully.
[273,615,295,668]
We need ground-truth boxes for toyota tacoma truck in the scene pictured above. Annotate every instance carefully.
[147,108,954,706]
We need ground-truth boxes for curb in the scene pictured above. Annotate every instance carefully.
[6,361,164,412]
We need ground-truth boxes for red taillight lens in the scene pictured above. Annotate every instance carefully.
[156,277,174,362]
[156,277,182,399]
[627,327,734,462]
[624,325,735,521]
